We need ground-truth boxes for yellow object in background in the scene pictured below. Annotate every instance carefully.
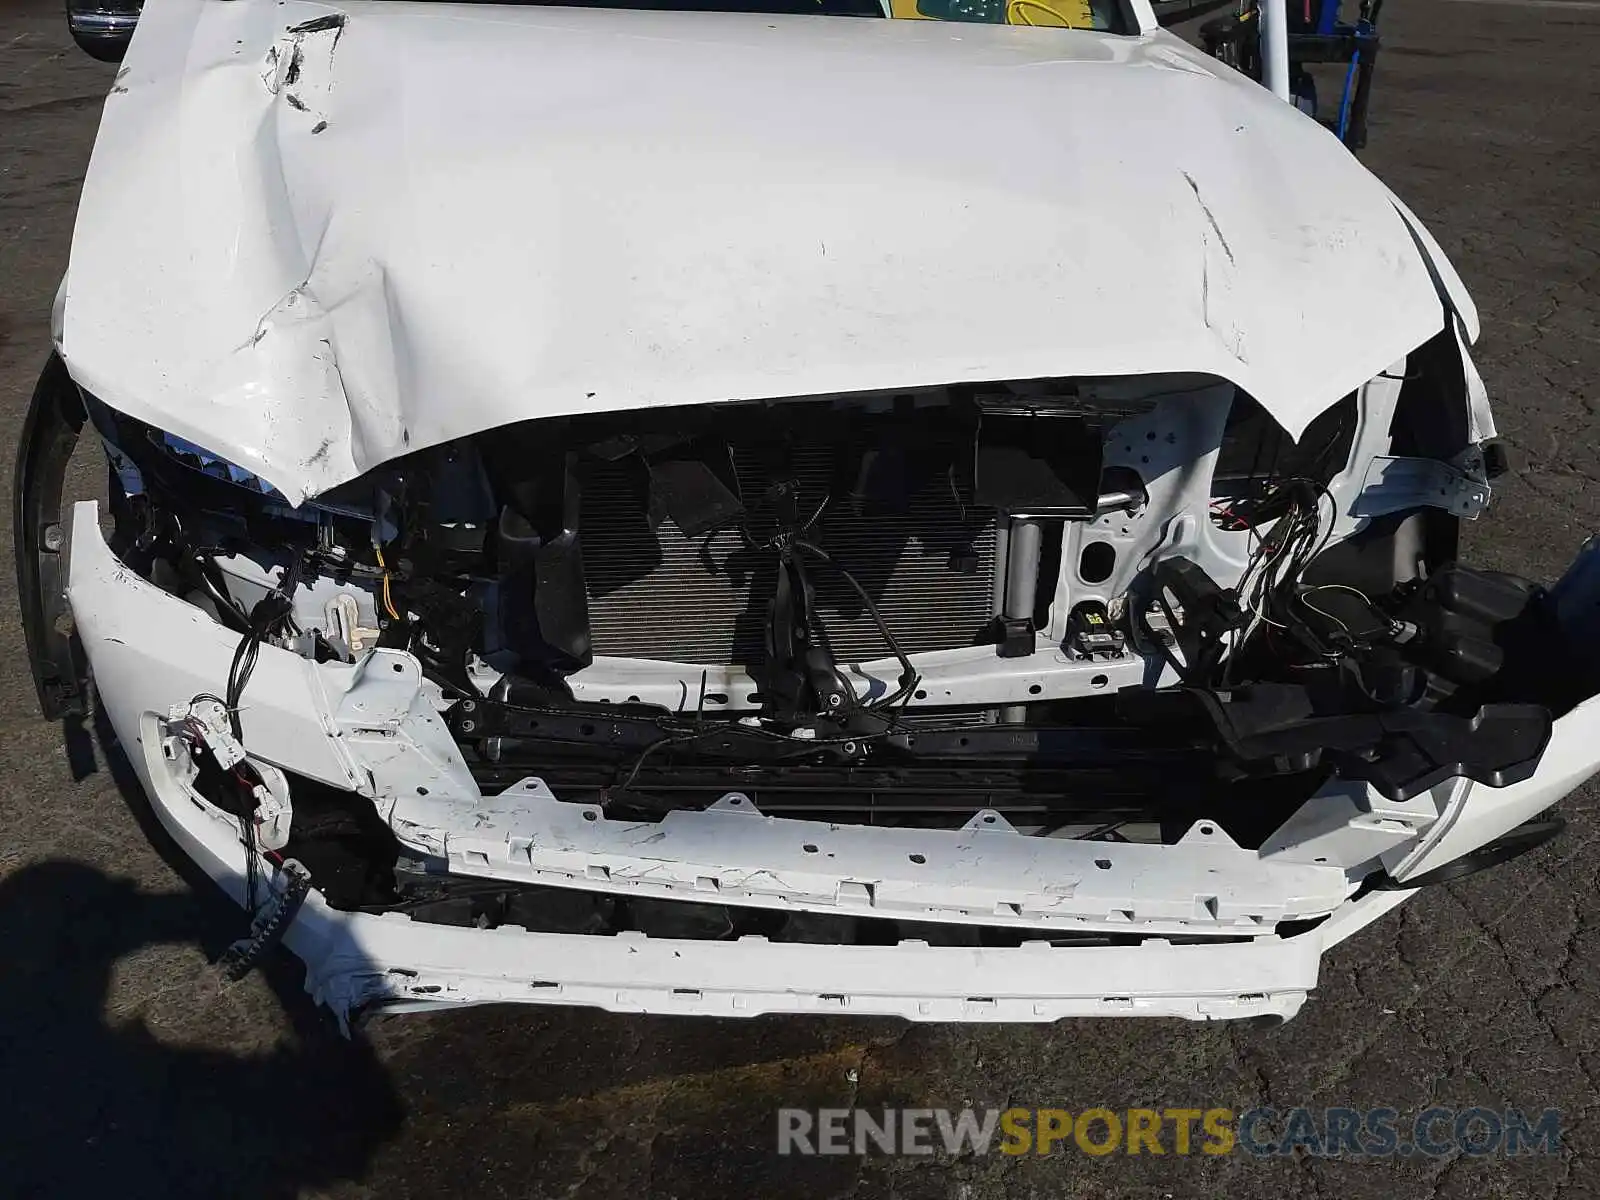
[888,0,1099,30]
[1005,0,1097,25]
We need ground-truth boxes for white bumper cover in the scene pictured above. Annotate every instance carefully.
[67,504,1600,1023]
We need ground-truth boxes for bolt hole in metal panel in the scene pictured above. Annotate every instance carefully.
[581,440,1000,665]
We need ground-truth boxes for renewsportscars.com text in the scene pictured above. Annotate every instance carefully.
[778,1106,1562,1158]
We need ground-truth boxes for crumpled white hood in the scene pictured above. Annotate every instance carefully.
[63,0,1467,502]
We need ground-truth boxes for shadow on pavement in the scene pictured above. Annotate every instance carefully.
[0,701,404,1200]
[0,859,404,1200]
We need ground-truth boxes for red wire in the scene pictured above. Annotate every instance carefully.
[1210,503,1250,531]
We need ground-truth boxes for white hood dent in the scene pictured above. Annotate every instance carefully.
[65,0,1467,503]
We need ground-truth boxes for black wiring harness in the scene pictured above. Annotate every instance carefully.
[183,558,306,917]
[1221,478,1402,669]
[218,858,312,981]
[1139,477,1413,688]
[1225,477,1340,675]
[792,538,921,713]
[733,483,921,724]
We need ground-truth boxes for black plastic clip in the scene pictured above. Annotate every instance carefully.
[992,616,1036,659]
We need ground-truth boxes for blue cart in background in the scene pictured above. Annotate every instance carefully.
[1198,0,1384,149]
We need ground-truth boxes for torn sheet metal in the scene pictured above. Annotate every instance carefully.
[63,0,1462,502]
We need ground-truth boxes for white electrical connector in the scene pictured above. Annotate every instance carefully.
[251,765,294,850]
[168,697,246,770]
[325,592,381,655]
[168,699,295,849]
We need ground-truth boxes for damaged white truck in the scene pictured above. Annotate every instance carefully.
[19,0,1600,1025]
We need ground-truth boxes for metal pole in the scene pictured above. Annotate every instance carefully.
[1260,0,1291,103]
[999,519,1042,724]
[1003,519,1043,627]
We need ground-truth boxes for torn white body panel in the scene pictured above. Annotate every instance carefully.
[68,501,1600,1021]
[64,0,1462,501]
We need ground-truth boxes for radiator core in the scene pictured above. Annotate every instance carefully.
[580,440,1001,666]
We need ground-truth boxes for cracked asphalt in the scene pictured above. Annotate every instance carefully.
[2,0,1599,1195]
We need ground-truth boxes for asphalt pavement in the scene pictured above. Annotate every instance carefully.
[2,0,1598,1195]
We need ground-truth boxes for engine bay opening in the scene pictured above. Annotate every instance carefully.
[57,366,1595,911]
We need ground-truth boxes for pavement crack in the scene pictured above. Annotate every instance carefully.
[1,92,102,117]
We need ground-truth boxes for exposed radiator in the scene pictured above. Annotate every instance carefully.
[581,440,1000,665]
